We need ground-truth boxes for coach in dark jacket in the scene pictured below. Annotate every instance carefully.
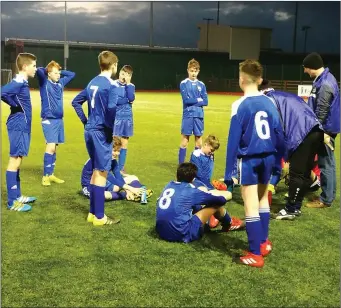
[260,81,323,220]
[303,52,340,208]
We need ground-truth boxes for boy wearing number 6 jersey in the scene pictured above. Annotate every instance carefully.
[156,163,242,243]
[224,60,285,267]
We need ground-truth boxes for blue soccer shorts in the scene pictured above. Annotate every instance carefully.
[113,118,133,137]
[42,118,65,144]
[238,154,276,185]
[84,129,113,172]
[182,215,205,243]
[181,117,204,136]
[8,129,31,157]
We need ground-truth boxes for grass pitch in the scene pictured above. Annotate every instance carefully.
[1,91,340,307]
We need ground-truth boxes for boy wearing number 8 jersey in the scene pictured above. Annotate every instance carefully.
[156,163,242,243]
[224,60,285,267]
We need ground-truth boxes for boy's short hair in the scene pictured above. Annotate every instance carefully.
[239,59,263,84]
[16,53,37,71]
[98,51,118,71]
[121,65,133,75]
[46,60,62,73]
[176,162,198,183]
[204,135,220,151]
[188,58,200,70]
[259,79,270,91]
[113,136,122,151]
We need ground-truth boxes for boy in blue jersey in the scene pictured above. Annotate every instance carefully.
[72,51,120,226]
[1,53,37,212]
[36,60,76,186]
[81,137,152,202]
[190,134,244,229]
[259,80,324,220]
[156,163,236,243]
[178,59,208,164]
[113,65,135,172]
[224,60,285,267]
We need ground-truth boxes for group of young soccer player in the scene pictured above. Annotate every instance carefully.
[2,50,339,268]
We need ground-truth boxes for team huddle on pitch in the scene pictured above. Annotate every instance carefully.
[1,51,339,268]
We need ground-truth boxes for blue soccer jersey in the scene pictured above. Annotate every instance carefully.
[72,74,119,131]
[224,93,285,180]
[180,78,208,118]
[37,67,75,119]
[156,181,226,241]
[1,74,33,133]
[115,81,135,120]
[190,149,214,189]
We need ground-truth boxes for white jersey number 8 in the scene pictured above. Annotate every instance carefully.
[255,111,270,139]
[158,188,175,210]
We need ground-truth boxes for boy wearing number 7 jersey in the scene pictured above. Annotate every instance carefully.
[224,60,285,267]
[156,163,241,243]
[72,51,120,226]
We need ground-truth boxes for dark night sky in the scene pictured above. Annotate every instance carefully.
[1,1,340,54]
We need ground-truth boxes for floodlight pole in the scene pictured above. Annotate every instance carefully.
[302,25,311,53]
[292,1,298,52]
[217,2,220,25]
[64,1,68,69]
[203,18,214,52]
[149,2,154,48]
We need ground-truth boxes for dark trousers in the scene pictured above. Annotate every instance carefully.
[286,127,324,212]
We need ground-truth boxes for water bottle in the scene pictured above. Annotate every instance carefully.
[140,186,148,205]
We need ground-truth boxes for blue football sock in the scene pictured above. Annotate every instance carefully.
[245,216,262,255]
[89,185,95,214]
[119,149,127,171]
[130,180,142,188]
[178,148,186,164]
[6,171,18,205]
[219,209,232,228]
[16,169,21,198]
[43,153,54,176]
[52,153,56,174]
[110,191,127,200]
[93,185,105,219]
[259,207,270,243]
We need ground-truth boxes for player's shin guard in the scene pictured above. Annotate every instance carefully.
[178,148,186,164]
[259,207,270,243]
[245,216,262,255]
[16,169,21,198]
[6,171,18,204]
[51,153,56,174]
[43,153,53,176]
[119,149,127,171]
[92,185,105,219]
[89,185,95,214]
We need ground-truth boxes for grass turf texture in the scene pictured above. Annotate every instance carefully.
[1,91,340,307]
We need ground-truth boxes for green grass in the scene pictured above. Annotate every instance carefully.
[1,91,340,307]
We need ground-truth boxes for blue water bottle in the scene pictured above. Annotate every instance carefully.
[140,186,148,205]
